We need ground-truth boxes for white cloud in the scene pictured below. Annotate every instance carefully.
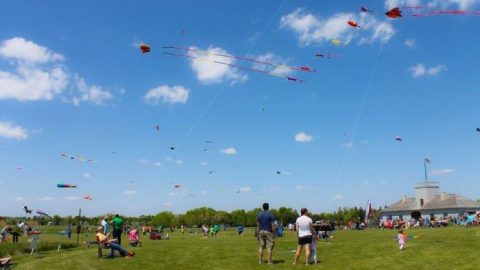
[144,85,189,105]
[408,63,447,78]
[333,194,343,200]
[0,121,28,140]
[15,197,26,202]
[123,190,136,195]
[0,65,68,101]
[427,0,480,9]
[38,196,54,201]
[82,173,92,178]
[154,162,162,167]
[0,37,111,105]
[188,46,246,84]
[201,190,207,195]
[253,53,293,76]
[220,147,237,155]
[342,142,353,148]
[280,9,395,46]
[295,185,304,190]
[138,159,149,164]
[404,39,416,48]
[0,37,64,64]
[238,186,251,193]
[294,132,313,143]
[72,76,113,106]
[166,157,183,164]
[168,191,179,196]
[430,168,455,177]
[65,196,80,201]
[385,0,421,9]
[163,202,173,207]
[200,161,209,166]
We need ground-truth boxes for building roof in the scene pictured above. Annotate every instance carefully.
[383,193,480,213]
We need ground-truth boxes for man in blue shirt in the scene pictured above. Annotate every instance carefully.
[257,203,275,264]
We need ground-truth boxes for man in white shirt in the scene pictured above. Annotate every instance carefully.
[101,216,109,234]
[293,208,319,265]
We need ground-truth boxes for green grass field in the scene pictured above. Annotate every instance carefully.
[4,227,480,270]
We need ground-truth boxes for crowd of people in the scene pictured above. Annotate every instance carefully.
[379,213,480,230]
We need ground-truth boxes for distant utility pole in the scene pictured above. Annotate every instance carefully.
[76,208,81,247]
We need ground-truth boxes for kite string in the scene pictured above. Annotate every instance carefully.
[177,0,287,146]
[327,46,384,210]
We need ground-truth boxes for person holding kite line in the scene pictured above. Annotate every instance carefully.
[293,208,319,265]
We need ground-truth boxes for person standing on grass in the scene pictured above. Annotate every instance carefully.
[111,214,124,245]
[257,202,275,264]
[293,208,319,265]
[101,216,109,235]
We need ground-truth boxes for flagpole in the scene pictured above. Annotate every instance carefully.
[424,160,428,184]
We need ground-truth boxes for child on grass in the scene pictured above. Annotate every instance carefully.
[397,230,406,250]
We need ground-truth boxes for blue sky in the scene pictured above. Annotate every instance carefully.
[1,0,480,217]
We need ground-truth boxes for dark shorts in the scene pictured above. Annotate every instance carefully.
[298,235,313,245]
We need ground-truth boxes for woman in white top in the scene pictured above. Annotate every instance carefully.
[293,208,319,265]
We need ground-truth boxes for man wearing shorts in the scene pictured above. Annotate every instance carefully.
[257,203,275,264]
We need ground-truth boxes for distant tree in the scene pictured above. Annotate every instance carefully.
[230,209,246,225]
[152,211,176,227]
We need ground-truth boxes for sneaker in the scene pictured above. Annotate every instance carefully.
[268,261,273,265]
[258,260,262,264]
[127,251,135,257]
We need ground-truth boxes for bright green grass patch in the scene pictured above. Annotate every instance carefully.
[7,227,480,270]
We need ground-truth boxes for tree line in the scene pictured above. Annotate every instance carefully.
[1,206,383,228]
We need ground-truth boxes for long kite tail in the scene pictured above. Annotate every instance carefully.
[162,51,305,83]
[162,46,314,73]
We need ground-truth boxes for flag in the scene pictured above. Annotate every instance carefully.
[424,158,431,164]
[365,200,372,222]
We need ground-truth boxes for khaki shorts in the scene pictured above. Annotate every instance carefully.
[258,230,275,251]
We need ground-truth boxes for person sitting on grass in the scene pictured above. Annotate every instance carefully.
[96,226,135,258]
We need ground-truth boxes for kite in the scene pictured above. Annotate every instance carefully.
[386,7,402,18]
[57,184,77,188]
[173,183,182,189]
[139,43,151,53]
[162,51,306,83]
[395,136,402,142]
[205,140,214,144]
[156,125,160,132]
[36,210,50,218]
[16,167,22,170]
[23,206,32,214]
[83,195,92,201]
[331,39,342,46]
[162,46,315,73]
[61,153,95,163]
[315,53,337,59]
[170,146,176,150]
[360,6,373,13]
[476,128,480,132]
[412,9,480,16]
[260,108,265,112]
[348,20,360,28]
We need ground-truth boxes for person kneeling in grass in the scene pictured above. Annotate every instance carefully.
[96,226,135,258]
